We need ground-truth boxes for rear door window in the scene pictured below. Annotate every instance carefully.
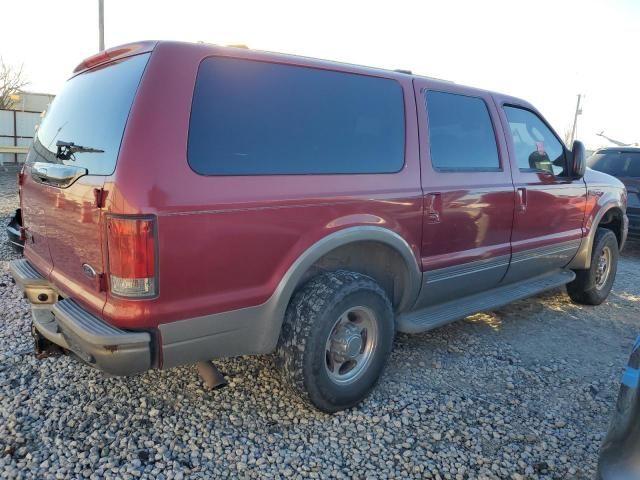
[29,53,150,176]
[188,57,405,175]
[425,91,500,171]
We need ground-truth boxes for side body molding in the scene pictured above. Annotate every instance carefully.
[159,226,422,369]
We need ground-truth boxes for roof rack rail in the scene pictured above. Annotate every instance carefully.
[394,69,412,74]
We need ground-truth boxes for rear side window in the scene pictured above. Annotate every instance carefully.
[588,151,640,177]
[503,106,566,176]
[188,57,405,175]
[30,53,150,176]
[425,91,500,171]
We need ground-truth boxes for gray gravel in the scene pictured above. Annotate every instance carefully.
[1,166,639,479]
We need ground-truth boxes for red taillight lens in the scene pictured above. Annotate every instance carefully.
[106,216,156,297]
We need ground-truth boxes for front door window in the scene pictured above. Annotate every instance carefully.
[504,106,567,177]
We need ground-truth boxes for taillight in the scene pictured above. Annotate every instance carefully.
[106,216,157,298]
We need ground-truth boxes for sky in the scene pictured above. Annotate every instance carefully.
[1,0,638,150]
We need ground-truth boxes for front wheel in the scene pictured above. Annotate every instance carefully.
[276,270,394,413]
[567,228,619,305]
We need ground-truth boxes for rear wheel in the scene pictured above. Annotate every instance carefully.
[567,228,619,305]
[276,270,394,412]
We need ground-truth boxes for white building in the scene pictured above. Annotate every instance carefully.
[0,91,55,164]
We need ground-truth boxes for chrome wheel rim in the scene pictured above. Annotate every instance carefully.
[595,246,612,290]
[325,306,378,385]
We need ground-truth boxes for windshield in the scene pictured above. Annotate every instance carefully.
[28,53,150,175]
[588,150,640,177]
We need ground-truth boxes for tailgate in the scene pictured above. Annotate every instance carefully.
[22,52,150,312]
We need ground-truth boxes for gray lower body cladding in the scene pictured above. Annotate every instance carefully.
[7,227,425,374]
[8,258,277,375]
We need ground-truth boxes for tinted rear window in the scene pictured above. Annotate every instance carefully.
[188,57,405,175]
[425,91,500,171]
[28,53,149,176]
[588,151,640,177]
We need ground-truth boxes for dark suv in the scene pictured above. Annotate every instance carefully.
[588,147,639,240]
[9,41,628,412]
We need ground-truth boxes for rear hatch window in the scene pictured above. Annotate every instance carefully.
[28,53,150,176]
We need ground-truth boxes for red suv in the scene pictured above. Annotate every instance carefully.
[10,41,628,412]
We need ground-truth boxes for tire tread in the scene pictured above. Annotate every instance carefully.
[276,270,392,412]
[567,228,619,305]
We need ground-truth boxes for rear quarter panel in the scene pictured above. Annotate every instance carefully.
[102,42,423,329]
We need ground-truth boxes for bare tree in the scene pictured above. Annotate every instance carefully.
[0,58,29,110]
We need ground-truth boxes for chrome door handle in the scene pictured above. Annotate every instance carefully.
[517,187,527,212]
[425,192,442,223]
[31,164,48,179]
[31,162,88,188]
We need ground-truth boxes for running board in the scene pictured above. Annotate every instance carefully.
[397,270,576,334]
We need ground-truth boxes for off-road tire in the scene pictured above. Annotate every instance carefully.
[276,270,394,413]
[567,228,619,305]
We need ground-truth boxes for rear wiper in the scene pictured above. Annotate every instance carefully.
[56,140,104,161]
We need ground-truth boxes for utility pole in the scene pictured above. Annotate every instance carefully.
[98,0,105,51]
[569,94,583,146]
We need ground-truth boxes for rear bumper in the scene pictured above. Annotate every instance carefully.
[9,259,152,376]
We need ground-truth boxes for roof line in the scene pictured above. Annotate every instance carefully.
[218,43,455,84]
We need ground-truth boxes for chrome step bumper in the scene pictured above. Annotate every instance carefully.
[9,258,57,305]
[8,259,152,376]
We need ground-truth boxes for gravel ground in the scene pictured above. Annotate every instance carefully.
[1,166,639,479]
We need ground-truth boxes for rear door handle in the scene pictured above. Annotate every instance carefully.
[425,192,442,223]
[517,187,527,212]
[31,162,88,188]
[31,164,48,180]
